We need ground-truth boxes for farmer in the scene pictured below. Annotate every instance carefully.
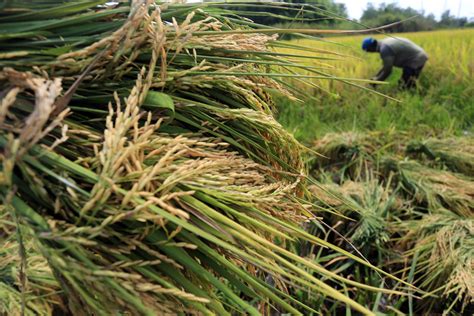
[362,37,428,89]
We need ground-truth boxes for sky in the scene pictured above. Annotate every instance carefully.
[335,0,474,20]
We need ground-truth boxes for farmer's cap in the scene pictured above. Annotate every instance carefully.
[362,37,376,51]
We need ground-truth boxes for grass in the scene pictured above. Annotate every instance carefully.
[276,29,474,143]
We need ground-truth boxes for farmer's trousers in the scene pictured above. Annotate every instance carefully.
[399,65,425,89]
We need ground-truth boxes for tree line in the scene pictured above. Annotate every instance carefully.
[222,1,474,32]
[360,2,473,32]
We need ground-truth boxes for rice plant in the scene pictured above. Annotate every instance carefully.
[397,211,473,315]
[310,130,407,180]
[0,207,64,315]
[306,130,473,315]
[407,136,474,177]
[384,159,474,217]
[304,175,412,315]
[0,1,412,315]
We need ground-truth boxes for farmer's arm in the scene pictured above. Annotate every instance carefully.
[373,55,394,81]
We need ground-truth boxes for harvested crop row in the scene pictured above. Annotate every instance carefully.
[309,131,473,314]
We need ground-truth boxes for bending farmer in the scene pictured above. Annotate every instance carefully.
[362,37,428,89]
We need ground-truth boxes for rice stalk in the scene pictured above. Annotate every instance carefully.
[397,211,473,314]
[383,159,474,217]
[0,206,64,316]
[310,130,407,180]
[407,136,474,177]
[0,1,416,315]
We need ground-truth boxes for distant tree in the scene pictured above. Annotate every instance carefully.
[360,3,378,21]
[467,17,474,27]
[336,3,348,18]
[439,10,468,28]
[360,3,471,33]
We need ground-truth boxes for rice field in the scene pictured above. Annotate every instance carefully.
[276,29,473,315]
[279,29,473,89]
[276,29,474,141]
[0,1,472,315]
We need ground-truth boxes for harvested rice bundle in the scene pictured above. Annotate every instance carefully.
[407,137,474,176]
[304,177,413,315]
[1,0,306,176]
[311,131,377,180]
[0,1,410,315]
[0,207,64,315]
[0,61,300,316]
[383,159,474,217]
[339,180,394,250]
[397,212,473,314]
[310,131,407,180]
[311,178,395,250]
[309,181,346,208]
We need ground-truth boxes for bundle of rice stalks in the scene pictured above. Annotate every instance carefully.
[0,207,64,315]
[383,159,474,217]
[0,1,410,315]
[311,177,397,252]
[340,180,394,251]
[310,130,407,180]
[310,131,376,180]
[397,212,473,314]
[306,132,473,314]
[304,177,413,315]
[407,136,474,176]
